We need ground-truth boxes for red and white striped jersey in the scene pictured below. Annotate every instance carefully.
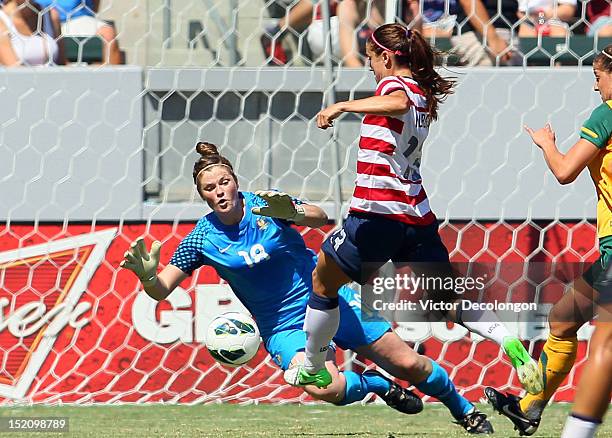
[349,75,436,225]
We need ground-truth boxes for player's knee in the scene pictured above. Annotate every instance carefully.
[593,329,612,365]
[303,384,344,403]
[604,334,612,358]
[392,354,430,382]
[548,318,581,339]
[312,268,339,298]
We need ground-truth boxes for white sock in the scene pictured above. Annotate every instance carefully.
[561,414,601,438]
[459,307,511,346]
[303,303,339,373]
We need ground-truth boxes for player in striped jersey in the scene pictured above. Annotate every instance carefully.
[287,24,542,427]
[486,45,612,438]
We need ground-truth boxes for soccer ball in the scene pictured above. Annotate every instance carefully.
[205,312,261,367]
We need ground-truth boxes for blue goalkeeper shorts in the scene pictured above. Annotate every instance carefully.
[264,285,391,370]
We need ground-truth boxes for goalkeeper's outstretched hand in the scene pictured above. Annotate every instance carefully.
[252,190,305,222]
[120,238,162,287]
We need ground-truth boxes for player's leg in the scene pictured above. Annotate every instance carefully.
[398,221,542,394]
[561,304,612,438]
[520,276,595,413]
[300,215,405,386]
[288,350,346,403]
[275,327,420,410]
[267,328,343,399]
[288,350,418,410]
[302,249,352,380]
[330,285,489,431]
[320,285,424,414]
[486,271,598,435]
[354,331,493,434]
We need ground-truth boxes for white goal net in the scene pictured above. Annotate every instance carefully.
[0,0,607,404]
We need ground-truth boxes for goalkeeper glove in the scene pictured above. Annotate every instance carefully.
[120,238,162,287]
[251,190,306,222]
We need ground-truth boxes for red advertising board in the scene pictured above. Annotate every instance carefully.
[0,222,596,403]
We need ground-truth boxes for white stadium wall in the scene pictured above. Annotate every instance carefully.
[1,67,599,221]
[0,66,599,404]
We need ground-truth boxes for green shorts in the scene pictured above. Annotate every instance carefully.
[582,235,612,304]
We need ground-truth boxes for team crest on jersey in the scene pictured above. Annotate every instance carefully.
[256,218,269,231]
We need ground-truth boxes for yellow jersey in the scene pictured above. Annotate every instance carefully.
[582,100,612,238]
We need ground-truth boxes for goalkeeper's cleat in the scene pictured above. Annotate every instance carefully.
[283,365,332,389]
[455,409,494,434]
[502,337,544,395]
[485,387,540,436]
[363,370,423,414]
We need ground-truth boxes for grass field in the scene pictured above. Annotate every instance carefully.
[1,404,611,437]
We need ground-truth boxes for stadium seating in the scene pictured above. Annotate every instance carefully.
[61,36,104,64]
[430,36,612,66]
[520,36,612,65]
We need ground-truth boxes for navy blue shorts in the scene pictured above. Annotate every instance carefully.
[583,237,612,305]
[321,213,454,288]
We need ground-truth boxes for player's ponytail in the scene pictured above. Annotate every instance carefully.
[594,44,612,73]
[407,30,455,121]
[192,141,237,184]
[368,24,455,121]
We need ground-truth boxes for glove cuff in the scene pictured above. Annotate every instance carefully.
[291,205,306,222]
[141,276,158,288]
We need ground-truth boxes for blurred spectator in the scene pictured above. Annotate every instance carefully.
[310,0,419,67]
[421,0,458,38]
[36,0,122,64]
[0,0,64,66]
[452,0,520,66]
[306,0,338,62]
[261,0,313,66]
[337,0,385,67]
[585,0,611,36]
[517,0,576,37]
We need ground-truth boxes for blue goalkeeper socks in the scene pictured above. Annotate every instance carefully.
[335,371,391,405]
[337,362,470,419]
[415,359,472,420]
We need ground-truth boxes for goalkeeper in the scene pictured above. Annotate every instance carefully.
[486,45,612,438]
[121,141,494,434]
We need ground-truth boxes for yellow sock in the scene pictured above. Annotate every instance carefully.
[519,334,578,415]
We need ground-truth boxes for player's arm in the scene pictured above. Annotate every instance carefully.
[317,90,410,129]
[252,190,328,228]
[145,265,188,301]
[120,238,189,301]
[525,123,600,185]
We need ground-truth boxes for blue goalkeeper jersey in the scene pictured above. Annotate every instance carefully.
[169,191,315,339]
